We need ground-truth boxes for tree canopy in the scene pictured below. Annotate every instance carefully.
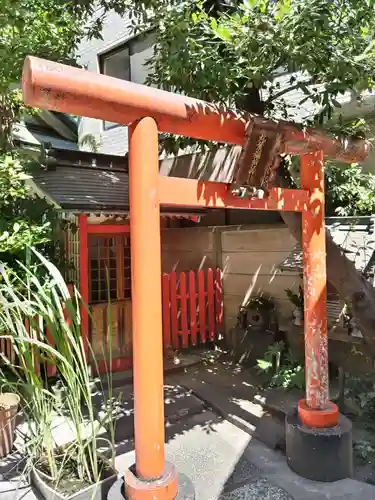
[118,0,375,215]
[125,1,375,121]
[0,0,121,269]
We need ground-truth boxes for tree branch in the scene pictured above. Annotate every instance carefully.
[266,80,314,103]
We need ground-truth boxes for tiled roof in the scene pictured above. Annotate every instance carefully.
[279,216,375,278]
[31,164,129,211]
[29,160,205,217]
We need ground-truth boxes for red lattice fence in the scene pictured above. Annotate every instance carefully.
[162,268,223,350]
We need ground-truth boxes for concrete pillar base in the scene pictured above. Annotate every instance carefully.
[108,462,195,500]
[285,411,353,482]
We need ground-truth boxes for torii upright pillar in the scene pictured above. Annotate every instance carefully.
[22,56,371,489]
[126,116,179,498]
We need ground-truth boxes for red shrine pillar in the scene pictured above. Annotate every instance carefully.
[124,117,178,500]
[285,152,352,483]
[298,151,338,427]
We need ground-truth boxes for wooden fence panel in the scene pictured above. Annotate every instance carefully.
[180,272,189,348]
[215,268,224,331]
[189,271,198,346]
[0,270,224,374]
[169,272,179,349]
[198,270,207,344]
[162,268,223,350]
[207,269,215,341]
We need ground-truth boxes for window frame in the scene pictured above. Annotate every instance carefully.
[88,234,131,304]
[98,30,155,131]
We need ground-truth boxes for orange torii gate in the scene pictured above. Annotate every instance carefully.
[22,56,371,493]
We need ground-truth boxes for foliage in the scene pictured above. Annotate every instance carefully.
[121,1,375,118]
[0,0,126,272]
[344,375,375,419]
[0,251,118,491]
[0,153,61,270]
[285,285,304,309]
[78,133,101,153]
[247,295,275,312]
[0,1,74,268]
[325,162,375,216]
[343,375,375,462]
[353,441,375,463]
[257,341,305,390]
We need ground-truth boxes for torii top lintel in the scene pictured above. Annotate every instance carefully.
[22,56,371,166]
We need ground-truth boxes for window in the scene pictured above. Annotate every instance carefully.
[99,32,155,130]
[89,235,131,303]
[102,47,130,82]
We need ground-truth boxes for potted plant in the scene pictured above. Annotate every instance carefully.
[0,252,119,500]
[285,286,304,326]
[0,392,20,458]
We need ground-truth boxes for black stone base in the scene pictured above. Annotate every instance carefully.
[285,411,353,482]
[108,472,195,500]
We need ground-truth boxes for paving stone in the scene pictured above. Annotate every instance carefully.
[111,384,206,442]
[222,456,260,492]
[220,479,294,500]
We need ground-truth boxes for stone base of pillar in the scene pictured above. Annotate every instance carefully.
[108,462,195,500]
[285,411,353,482]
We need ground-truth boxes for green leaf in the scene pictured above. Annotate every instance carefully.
[256,359,273,372]
[216,25,231,41]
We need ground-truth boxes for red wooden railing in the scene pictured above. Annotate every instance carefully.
[0,337,15,365]
[0,269,223,374]
[162,268,223,350]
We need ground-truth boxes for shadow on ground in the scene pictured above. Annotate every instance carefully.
[3,352,375,499]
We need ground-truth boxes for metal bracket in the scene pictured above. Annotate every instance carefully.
[231,186,265,200]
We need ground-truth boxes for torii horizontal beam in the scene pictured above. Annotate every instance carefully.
[158,177,308,211]
[22,56,371,164]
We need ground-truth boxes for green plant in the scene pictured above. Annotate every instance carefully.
[354,441,375,463]
[257,340,284,374]
[257,343,305,390]
[285,286,304,310]
[325,161,375,217]
[270,362,305,390]
[0,0,135,275]
[0,251,119,493]
[247,295,275,312]
[344,375,375,419]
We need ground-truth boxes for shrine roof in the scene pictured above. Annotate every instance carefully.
[28,147,207,217]
[279,216,375,279]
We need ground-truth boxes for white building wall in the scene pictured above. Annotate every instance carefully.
[77,10,153,156]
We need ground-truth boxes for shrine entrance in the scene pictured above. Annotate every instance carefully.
[22,55,371,496]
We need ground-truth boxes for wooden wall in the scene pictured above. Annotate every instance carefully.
[221,226,300,334]
[161,227,219,273]
[160,224,301,336]
[90,300,132,361]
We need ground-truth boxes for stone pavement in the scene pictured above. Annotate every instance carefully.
[167,355,375,483]
[114,409,375,500]
[2,368,375,499]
